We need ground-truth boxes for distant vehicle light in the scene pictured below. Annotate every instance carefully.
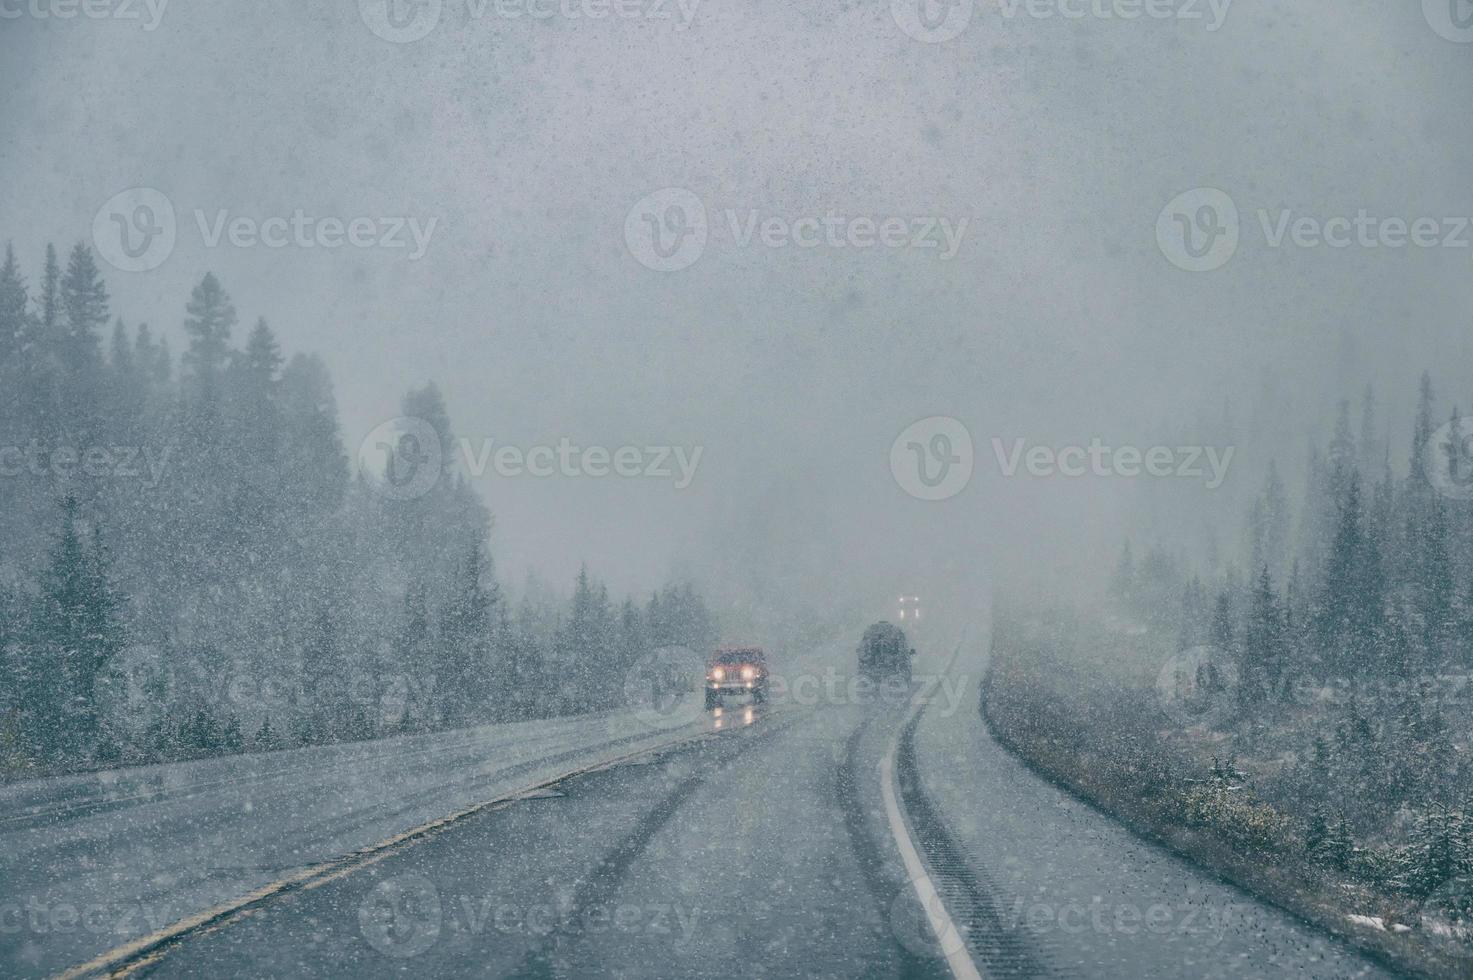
[740,665,756,681]
[711,667,725,681]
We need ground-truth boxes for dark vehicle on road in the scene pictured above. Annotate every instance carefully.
[858,621,913,683]
[705,645,769,710]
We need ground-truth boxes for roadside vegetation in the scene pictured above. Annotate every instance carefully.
[986,371,1473,978]
[0,243,716,781]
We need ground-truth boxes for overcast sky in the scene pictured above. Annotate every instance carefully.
[2,0,1470,612]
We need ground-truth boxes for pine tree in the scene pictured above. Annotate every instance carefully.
[1209,590,1234,653]
[615,597,645,678]
[1318,814,1354,872]
[396,580,435,719]
[300,603,349,742]
[437,542,499,726]
[242,317,283,381]
[1242,566,1286,705]
[1404,804,1473,898]
[278,353,348,520]
[39,244,59,335]
[181,272,237,405]
[1358,383,1379,472]
[560,565,611,712]
[0,243,27,390]
[221,714,244,753]
[1247,462,1290,579]
[253,716,283,752]
[17,244,63,445]
[1319,474,1380,673]
[27,497,126,760]
[1396,373,1453,663]
[59,245,107,373]
[1305,805,1330,856]
[1110,540,1135,603]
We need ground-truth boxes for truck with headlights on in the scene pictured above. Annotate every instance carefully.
[705,645,769,710]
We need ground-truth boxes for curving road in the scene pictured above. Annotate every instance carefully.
[5,634,1392,979]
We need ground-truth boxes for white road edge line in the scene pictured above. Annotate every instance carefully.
[878,653,984,980]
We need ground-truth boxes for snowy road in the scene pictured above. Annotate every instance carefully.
[0,710,711,978]
[3,634,1393,979]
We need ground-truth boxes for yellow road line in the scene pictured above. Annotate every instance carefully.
[53,723,729,980]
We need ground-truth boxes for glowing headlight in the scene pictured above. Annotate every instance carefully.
[740,665,756,681]
[711,667,725,681]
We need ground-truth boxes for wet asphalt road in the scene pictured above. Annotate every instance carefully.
[133,702,949,979]
[50,653,1394,980]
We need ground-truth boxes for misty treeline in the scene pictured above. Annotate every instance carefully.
[1117,371,1473,692]
[1091,371,1473,949]
[0,242,716,779]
